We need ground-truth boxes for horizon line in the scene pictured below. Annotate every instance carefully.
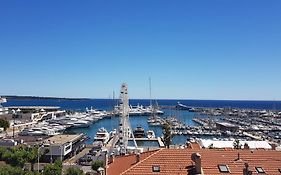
[2,95,281,102]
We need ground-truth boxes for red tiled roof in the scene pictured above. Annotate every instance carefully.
[107,149,159,175]
[107,149,281,175]
[189,142,201,150]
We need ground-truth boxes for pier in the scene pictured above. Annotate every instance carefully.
[7,106,60,110]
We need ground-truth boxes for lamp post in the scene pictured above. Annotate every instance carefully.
[12,109,16,138]
[37,145,44,173]
[47,140,53,163]
[49,142,53,163]
[59,145,63,161]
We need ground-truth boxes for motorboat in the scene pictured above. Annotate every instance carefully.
[133,126,145,138]
[0,97,8,115]
[19,128,45,136]
[94,127,110,144]
[41,127,60,136]
[114,104,164,116]
[147,130,156,139]
[72,120,91,128]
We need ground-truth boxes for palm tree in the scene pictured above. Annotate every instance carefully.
[162,121,173,148]
[233,139,241,149]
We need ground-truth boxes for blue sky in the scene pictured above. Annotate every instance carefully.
[0,0,281,100]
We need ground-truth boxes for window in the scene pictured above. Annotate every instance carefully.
[152,165,160,172]
[218,164,230,173]
[65,145,71,151]
[255,167,265,173]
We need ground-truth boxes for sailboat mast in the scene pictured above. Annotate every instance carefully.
[149,77,152,107]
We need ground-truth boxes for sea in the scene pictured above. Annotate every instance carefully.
[3,99,281,145]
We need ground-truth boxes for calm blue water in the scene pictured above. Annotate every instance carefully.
[4,99,281,111]
[3,99,281,145]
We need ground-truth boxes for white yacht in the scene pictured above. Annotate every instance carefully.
[84,116,96,123]
[0,97,8,115]
[49,123,66,133]
[72,120,91,128]
[94,127,110,145]
[41,127,60,136]
[86,107,107,117]
[147,130,156,139]
[19,128,45,136]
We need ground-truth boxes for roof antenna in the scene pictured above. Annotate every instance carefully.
[235,153,240,161]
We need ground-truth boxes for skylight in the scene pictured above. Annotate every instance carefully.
[218,164,230,173]
[255,167,265,173]
[152,165,160,172]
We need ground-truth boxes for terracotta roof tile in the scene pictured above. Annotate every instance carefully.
[107,150,159,175]
[108,149,281,175]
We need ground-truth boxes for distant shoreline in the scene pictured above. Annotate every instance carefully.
[1,95,281,102]
[2,95,90,101]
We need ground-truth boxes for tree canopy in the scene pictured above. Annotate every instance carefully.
[0,164,39,175]
[233,139,242,149]
[0,119,9,131]
[66,167,84,175]
[91,160,104,172]
[42,160,62,175]
[162,121,173,148]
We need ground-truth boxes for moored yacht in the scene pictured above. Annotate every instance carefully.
[133,126,145,138]
[147,130,156,139]
[72,120,91,128]
[19,128,45,136]
[93,127,110,144]
[0,97,8,115]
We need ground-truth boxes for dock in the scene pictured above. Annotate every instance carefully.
[192,118,208,126]
[8,106,60,110]
[105,136,165,154]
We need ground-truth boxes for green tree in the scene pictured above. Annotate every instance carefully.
[43,160,62,175]
[25,146,39,172]
[8,146,28,167]
[162,121,173,148]
[0,147,7,160]
[66,167,84,175]
[2,149,13,163]
[91,160,104,172]
[0,119,9,131]
[0,164,24,175]
[233,139,242,149]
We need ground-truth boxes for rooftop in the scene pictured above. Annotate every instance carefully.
[198,139,272,149]
[44,134,83,145]
[108,148,281,175]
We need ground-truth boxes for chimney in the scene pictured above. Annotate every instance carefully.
[235,153,240,161]
[108,153,114,164]
[243,163,252,175]
[136,152,140,163]
[270,143,277,150]
[244,143,249,150]
[191,153,202,174]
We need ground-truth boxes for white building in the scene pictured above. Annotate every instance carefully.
[42,134,87,161]
[198,139,272,149]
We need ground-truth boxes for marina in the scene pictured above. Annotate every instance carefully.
[2,1,281,174]
[1,97,281,146]
[1,91,281,174]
